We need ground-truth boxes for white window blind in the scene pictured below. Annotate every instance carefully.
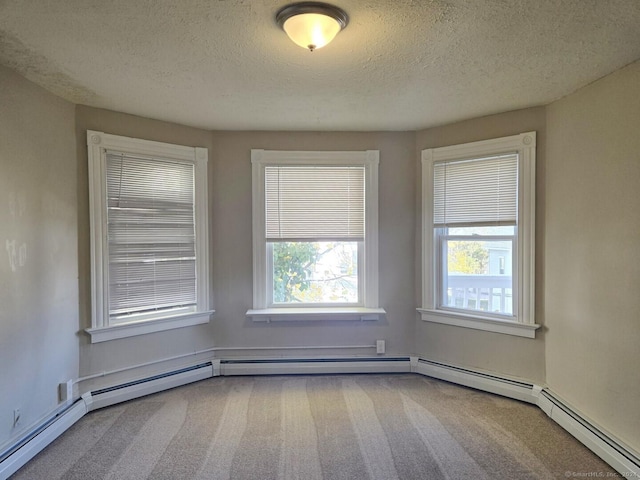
[106,151,197,320]
[265,165,365,241]
[433,154,518,227]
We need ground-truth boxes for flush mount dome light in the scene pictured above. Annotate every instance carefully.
[276,2,349,52]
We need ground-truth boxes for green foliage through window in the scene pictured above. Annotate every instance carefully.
[447,241,489,275]
[272,242,358,304]
[273,242,320,303]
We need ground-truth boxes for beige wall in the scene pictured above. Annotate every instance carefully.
[545,61,640,450]
[413,107,547,383]
[75,106,218,389]
[0,65,78,447]
[75,108,416,390]
[209,131,416,356]
[4,57,638,457]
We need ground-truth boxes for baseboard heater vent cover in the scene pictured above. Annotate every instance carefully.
[414,358,538,404]
[85,362,214,412]
[538,390,639,477]
[220,356,412,376]
[0,400,86,480]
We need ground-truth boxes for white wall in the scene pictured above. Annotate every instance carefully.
[545,60,640,451]
[0,65,78,448]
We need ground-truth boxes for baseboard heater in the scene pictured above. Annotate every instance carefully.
[219,356,412,376]
[413,357,639,478]
[413,358,540,404]
[0,362,214,480]
[537,390,639,477]
[3,357,638,479]
[84,362,214,412]
[0,400,86,480]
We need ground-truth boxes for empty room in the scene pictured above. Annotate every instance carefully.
[1,1,639,478]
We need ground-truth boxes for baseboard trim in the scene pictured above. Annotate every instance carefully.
[0,355,408,479]
[413,358,540,404]
[0,400,86,480]
[84,362,214,412]
[219,356,411,376]
[538,390,639,478]
[3,355,638,479]
[0,362,215,480]
[413,357,639,479]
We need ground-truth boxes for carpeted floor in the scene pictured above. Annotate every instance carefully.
[11,373,618,479]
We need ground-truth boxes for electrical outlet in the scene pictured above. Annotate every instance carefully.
[13,408,21,428]
[376,340,385,354]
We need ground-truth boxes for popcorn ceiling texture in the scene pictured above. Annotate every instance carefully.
[1,0,639,131]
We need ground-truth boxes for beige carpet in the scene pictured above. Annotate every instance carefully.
[11,374,617,479]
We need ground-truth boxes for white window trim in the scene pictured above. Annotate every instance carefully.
[418,132,539,338]
[248,149,384,322]
[86,130,213,343]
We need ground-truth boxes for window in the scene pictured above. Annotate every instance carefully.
[86,131,212,342]
[248,150,384,322]
[419,132,539,338]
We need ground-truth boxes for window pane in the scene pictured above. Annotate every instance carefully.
[272,241,358,304]
[442,238,513,315]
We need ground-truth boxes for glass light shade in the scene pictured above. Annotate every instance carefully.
[282,13,342,51]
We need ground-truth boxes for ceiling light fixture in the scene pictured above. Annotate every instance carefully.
[276,2,349,52]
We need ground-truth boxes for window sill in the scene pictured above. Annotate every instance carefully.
[86,310,214,343]
[417,308,540,338]
[246,307,386,323]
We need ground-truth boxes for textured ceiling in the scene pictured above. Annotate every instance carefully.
[1,0,639,131]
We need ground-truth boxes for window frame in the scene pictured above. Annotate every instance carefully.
[86,130,212,343]
[248,149,384,322]
[418,132,539,338]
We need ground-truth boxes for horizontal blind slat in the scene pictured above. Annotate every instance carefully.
[106,151,197,317]
[265,165,365,240]
[434,154,518,227]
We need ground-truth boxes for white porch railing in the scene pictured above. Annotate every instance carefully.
[446,274,512,314]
